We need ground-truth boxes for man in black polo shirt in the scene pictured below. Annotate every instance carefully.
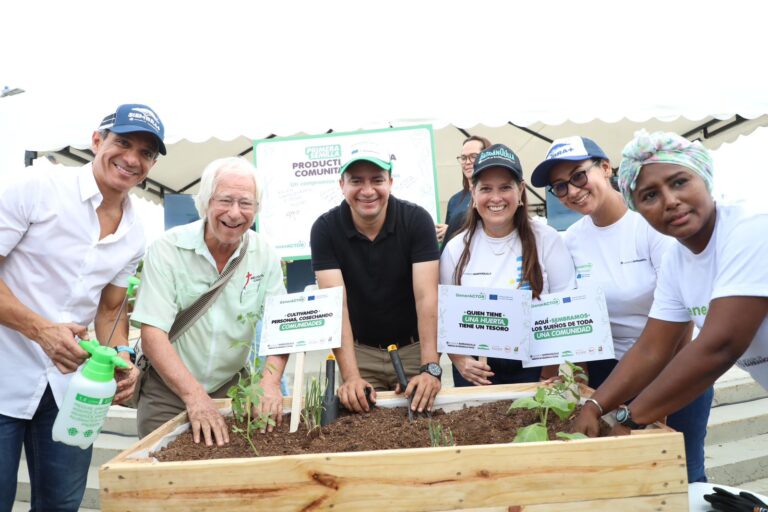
[310,142,441,414]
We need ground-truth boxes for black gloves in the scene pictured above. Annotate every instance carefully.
[703,486,768,511]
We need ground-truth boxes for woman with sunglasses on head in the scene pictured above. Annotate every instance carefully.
[436,136,492,247]
[569,131,768,482]
[440,144,575,386]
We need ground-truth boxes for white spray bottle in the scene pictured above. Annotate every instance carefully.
[52,339,130,449]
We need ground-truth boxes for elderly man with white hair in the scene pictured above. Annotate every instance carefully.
[132,157,287,445]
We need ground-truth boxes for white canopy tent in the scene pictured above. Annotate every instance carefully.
[29,114,768,216]
[2,0,767,215]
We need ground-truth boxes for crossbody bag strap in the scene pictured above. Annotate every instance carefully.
[167,234,250,343]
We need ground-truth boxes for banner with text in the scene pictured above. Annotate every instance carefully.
[523,287,614,368]
[259,287,343,356]
[254,126,438,260]
[437,285,532,360]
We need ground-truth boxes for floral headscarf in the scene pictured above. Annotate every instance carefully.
[618,129,714,210]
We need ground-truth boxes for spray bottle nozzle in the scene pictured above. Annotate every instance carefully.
[78,339,129,381]
[127,276,140,298]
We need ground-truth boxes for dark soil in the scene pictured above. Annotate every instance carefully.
[153,401,611,462]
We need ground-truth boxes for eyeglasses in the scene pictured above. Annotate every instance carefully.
[456,153,479,164]
[547,163,598,198]
[211,196,257,211]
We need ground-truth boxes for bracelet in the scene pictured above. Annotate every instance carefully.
[584,398,604,416]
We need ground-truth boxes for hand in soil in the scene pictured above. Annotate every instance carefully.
[255,379,284,432]
[571,403,602,437]
[450,355,494,386]
[338,376,376,413]
[186,392,230,446]
[405,372,441,412]
[610,423,631,436]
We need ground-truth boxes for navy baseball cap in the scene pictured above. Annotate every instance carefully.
[472,144,523,182]
[98,104,166,155]
[530,136,608,187]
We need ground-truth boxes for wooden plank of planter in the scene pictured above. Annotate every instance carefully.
[101,383,687,511]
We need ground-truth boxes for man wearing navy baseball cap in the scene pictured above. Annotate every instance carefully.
[0,103,165,510]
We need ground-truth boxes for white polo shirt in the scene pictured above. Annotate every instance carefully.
[0,165,145,419]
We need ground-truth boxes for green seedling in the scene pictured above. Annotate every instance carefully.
[428,421,455,447]
[227,313,276,455]
[508,361,589,443]
[301,376,325,437]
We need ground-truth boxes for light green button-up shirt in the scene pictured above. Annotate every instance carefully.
[132,220,286,391]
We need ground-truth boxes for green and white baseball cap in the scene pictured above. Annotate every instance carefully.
[339,142,393,174]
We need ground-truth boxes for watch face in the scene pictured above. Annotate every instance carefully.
[616,407,628,423]
[426,362,442,377]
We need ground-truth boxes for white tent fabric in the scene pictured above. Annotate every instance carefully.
[2,1,767,211]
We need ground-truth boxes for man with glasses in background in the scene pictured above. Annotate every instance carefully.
[131,157,288,445]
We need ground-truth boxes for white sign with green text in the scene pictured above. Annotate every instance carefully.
[259,286,343,356]
[437,285,532,360]
[523,287,613,368]
[254,126,438,260]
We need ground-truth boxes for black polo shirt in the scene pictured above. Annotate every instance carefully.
[310,195,440,348]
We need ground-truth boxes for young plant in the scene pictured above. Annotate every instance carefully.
[226,313,276,454]
[301,376,324,437]
[507,361,588,443]
[428,421,455,447]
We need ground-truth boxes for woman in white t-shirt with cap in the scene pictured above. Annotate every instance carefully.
[440,144,575,385]
[567,131,767,482]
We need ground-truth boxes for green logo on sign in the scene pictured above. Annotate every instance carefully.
[306,144,341,160]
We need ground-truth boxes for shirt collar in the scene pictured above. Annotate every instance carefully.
[78,163,137,241]
[78,163,102,206]
[174,219,249,267]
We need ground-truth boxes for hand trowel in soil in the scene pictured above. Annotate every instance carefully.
[388,344,414,422]
[320,354,339,426]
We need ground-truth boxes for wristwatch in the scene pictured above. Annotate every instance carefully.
[419,362,442,380]
[115,345,136,364]
[615,404,645,430]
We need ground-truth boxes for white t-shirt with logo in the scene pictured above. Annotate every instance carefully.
[440,220,576,294]
[650,203,768,389]
[564,210,674,358]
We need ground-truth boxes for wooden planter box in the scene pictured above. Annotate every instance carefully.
[100,383,687,511]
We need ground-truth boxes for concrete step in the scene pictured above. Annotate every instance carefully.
[713,366,768,406]
[102,404,137,436]
[19,431,138,468]
[705,432,768,486]
[16,458,100,510]
[706,397,768,445]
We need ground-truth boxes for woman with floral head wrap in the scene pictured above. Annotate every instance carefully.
[573,130,768,466]
[532,135,714,482]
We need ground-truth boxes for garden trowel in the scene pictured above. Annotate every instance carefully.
[388,344,414,422]
[320,354,339,426]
